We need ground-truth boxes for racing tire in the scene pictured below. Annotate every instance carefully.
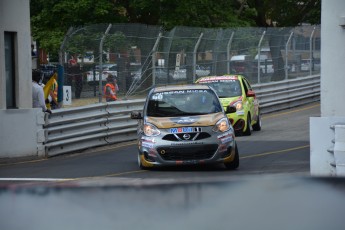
[252,111,262,131]
[224,144,239,170]
[243,114,252,136]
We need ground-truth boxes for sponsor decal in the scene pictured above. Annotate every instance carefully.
[152,90,208,101]
[169,117,197,125]
[217,132,234,143]
[217,132,232,139]
[220,136,233,143]
[170,117,201,125]
[142,142,154,149]
[171,141,203,146]
[198,76,238,83]
[148,152,158,158]
[236,111,245,115]
[176,159,205,165]
[170,127,201,133]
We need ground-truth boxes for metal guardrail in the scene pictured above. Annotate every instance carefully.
[44,99,145,157]
[253,75,320,114]
[43,75,320,157]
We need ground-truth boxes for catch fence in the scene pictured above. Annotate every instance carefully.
[50,23,320,106]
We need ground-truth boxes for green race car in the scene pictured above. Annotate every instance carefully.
[196,75,262,136]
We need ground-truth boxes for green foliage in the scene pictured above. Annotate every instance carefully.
[104,32,130,52]
[30,0,321,58]
[246,0,321,27]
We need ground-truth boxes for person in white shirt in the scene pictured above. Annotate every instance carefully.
[32,69,51,114]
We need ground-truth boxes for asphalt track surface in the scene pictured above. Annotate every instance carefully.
[2,102,345,230]
[0,102,320,181]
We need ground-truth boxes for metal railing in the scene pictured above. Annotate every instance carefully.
[43,75,320,157]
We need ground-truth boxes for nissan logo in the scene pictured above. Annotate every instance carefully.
[183,134,191,140]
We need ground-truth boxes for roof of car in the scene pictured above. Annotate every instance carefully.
[153,84,210,93]
[196,75,243,83]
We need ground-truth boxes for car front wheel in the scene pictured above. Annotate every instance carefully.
[243,114,252,136]
[252,111,262,131]
[224,144,239,170]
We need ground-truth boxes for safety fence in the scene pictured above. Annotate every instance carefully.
[42,74,320,157]
[40,23,321,107]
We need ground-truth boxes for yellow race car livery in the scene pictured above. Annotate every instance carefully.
[196,75,261,136]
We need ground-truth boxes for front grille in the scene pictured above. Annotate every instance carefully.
[162,132,211,141]
[157,144,218,161]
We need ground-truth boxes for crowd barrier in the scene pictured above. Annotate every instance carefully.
[43,75,320,157]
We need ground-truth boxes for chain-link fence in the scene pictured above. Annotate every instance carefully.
[56,23,320,104]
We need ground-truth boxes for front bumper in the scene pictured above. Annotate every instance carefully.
[227,112,246,132]
[137,129,236,168]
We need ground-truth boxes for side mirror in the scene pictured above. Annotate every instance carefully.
[226,106,236,114]
[130,111,143,119]
[247,90,256,97]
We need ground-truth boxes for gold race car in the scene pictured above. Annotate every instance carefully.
[130,84,239,170]
[196,75,262,136]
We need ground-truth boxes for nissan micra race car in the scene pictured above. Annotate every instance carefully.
[196,75,261,136]
[130,84,239,170]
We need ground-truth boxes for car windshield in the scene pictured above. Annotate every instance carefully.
[147,89,222,117]
[199,80,242,98]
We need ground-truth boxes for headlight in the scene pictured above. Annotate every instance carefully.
[143,123,160,136]
[212,118,231,132]
[233,101,243,111]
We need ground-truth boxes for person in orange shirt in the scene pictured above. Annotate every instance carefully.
[103,74,119,102]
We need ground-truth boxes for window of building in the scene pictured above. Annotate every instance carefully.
[4,32,17,109]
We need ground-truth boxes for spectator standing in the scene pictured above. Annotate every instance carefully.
[67,59,83,99]
[103,74,119,102]
[32,69,51,114]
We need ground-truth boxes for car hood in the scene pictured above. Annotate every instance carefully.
[219,96,242,107]
[146,112,225,128]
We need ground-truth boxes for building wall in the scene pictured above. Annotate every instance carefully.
[320,0,345,116]
[310,0,345,176]
[0,0,32,110]
[0,0,42,158]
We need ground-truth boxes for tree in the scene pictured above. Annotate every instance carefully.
[30,0,127,57]
[246,0,321,27]
[30,0,320,68]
